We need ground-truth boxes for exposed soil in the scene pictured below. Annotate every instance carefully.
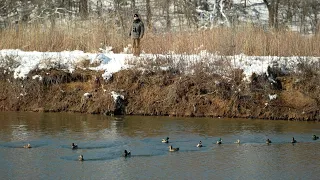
[0,66,319,121]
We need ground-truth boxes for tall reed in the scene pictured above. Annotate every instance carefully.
[1,21,319,56]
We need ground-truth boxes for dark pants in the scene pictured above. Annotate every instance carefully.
[132,38,141,56]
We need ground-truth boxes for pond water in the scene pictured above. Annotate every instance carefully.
[0,112,319,179]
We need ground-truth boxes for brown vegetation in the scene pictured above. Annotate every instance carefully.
[1,22,319,56]
[0,57,319,121]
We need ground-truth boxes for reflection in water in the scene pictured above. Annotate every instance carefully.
[1,112,319,141]
[0,112,320,179]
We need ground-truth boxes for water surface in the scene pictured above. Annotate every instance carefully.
[0,112,319,179]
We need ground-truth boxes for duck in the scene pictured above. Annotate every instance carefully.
[312,135,319,140]
[266,139,272,144]
[216,138,222,144]
[23,143,32,148]
[234,139,241,144]
[196,141,203,147]
[123,150,131,157]
[168,145,179,152]
[78,155,84,161]
[71,143,78,149]
[162,137,169,143]
[291,137,297,143]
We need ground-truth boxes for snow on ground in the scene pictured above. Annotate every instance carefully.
[0,49,130,80]
[0,49,319,82]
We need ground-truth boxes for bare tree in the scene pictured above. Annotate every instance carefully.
[166,0,171,30]
[242,0,247,8]
[210,0,231,26]
[310,0,320,33]
[79,0,88,19]
[263,0,280,28]
[131,0,135,9]
[0,0,319,34]
[146,0,152,29]
[113,0,127,32]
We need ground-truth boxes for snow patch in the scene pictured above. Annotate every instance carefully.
[111,91,124,102]
[268,94,277,101]
[83,93,92,98]
[32,75,42,81]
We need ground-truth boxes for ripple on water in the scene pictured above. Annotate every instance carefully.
[60,154,119,162]
[60,149,161,162]
[60,140,127,150]
[0,140,49,148]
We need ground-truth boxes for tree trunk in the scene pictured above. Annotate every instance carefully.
[263,0,279,28]
[79,0,88,19]
[166,0,171,30]
[97,0,103,17]
[146,0,152,29]
[274,0,279,29]
[21,0,29,22]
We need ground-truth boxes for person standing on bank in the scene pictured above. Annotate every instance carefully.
[129,14,144,56]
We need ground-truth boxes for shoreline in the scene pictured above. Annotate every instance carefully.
[1,68,319,121]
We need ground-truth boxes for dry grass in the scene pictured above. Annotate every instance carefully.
[1,21,319,56]
[0,20,129,53]
[143,26,320,56]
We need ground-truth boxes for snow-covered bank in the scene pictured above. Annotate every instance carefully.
[1,49,320,81]
[1,49,319,120]
[0,49,130,80]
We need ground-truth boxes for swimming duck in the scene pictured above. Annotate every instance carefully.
[312,135,319,140]
[23,143,32,148]
[291,137,297,143]
[123,150,131,157]
[216,138,222,144]
[234,139,240,144]
[197,141,203,147]
[71,143,78,149]
[162,137,169,143]
[168,145,179,152]
[78,155,84,161]
[266,139,272,144]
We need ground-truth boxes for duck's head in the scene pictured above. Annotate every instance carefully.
[124,150,131,157]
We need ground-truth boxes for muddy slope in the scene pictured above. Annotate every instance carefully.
[0,67,319,121]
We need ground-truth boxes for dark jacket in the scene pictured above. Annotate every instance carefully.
[129,19,144,39]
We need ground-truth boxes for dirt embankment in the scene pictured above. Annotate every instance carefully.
[0,65,319,121]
